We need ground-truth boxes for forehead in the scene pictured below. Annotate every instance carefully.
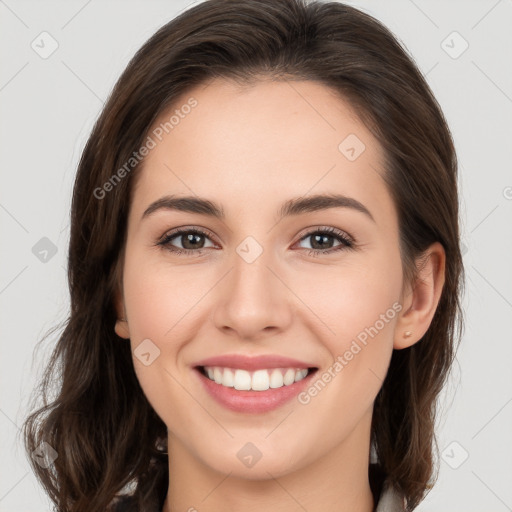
[130,78,395,226]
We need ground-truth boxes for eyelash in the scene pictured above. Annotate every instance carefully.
[156,226,354,258]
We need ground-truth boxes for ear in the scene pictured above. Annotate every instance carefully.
[113,284,130,340]
[394,242,446,349]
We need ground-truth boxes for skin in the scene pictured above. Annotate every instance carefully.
[114,78,445,512]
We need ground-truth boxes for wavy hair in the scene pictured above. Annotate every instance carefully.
[23,0,464,510]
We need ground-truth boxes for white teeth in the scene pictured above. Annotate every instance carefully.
[251,369,270,391]
[223,368,234,387]
[269,369,284,388]
[233,369,252,390]
[295,369,308,382]
[283,368,296,386]
[203,366,310,391]
[213,367,223,384]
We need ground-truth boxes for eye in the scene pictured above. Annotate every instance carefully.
[157,227,216,256]
[295,227,354,256]
[156,225,354,258]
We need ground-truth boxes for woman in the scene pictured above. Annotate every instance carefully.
[23,0,464,511]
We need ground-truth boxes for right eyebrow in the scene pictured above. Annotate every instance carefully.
[142,195,225,221]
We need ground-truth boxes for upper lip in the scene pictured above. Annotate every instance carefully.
[193,354,316,371]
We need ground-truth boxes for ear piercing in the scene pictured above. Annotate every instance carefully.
[404,331,412,338]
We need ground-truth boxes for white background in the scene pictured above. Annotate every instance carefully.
[1,0,511,510]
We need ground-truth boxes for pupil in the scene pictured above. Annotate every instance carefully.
[183,233,204,249]
[312,234,332,249]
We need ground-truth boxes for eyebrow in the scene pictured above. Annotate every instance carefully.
[141,193,375,223]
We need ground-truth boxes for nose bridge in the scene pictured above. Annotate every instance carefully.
[232,247,273,298]
[212,238,292,338]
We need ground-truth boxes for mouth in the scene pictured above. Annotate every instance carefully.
[197,365,316,391]
[192,357,318,413]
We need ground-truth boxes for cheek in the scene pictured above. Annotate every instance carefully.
[292,251,402,412]
[120,253,204,425]
[121,251,218,414]
[293,252,403,350]
[122,250,213,342]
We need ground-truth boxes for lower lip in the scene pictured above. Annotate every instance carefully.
[194,368,316,413]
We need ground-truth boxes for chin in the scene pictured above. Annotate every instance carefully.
[188,434,314,481]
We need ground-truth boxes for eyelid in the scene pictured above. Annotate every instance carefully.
[156,225,355,256]
[295,225,354,244]
[157,226,218,246]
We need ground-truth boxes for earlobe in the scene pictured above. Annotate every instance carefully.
[115,317,130,339]
[394,242,446,350]
[113,285,130,339]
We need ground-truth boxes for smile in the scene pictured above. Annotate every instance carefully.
[192,354,319,413]
[201,366,310,391]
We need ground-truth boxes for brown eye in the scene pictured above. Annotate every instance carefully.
[177,232,206,250]
[296,227,353,255]
[158,228,216,255]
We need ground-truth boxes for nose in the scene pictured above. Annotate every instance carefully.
[212,248,293,341]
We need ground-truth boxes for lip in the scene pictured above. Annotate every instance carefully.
[192,354,318,414]
[193,354,314,371]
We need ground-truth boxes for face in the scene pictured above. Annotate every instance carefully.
[115,78,407,479]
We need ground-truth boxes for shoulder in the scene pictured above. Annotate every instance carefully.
[109,480,167,512]
[375,480,407,512]
[110,463,168,512]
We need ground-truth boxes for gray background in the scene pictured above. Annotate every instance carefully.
[1,0,511,510]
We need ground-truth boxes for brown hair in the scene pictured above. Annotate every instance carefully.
[23,0,464,510]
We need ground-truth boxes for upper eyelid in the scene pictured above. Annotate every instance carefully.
[297,226,352,242]
[160,225,353,247]
[162,226,214,240]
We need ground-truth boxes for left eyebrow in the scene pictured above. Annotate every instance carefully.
[278,193,375,223]
[141,193,375,223]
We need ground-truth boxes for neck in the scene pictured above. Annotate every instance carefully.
[162,411,375,512]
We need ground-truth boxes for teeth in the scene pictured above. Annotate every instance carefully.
[223,368,234,387]
[251,370,269,391]
[269,369,284,388]
[203,366,310,391]
[213,367,223,384]
[283,368,296,386]
[234,369,252,390]
[295,369,308,382]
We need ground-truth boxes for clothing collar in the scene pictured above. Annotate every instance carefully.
[374,480,407,512]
